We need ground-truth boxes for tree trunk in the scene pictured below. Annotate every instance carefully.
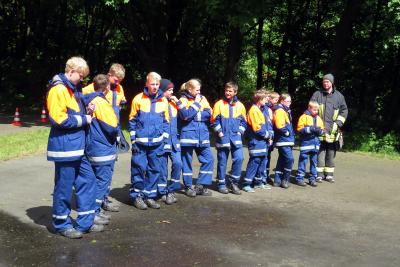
[224,26,243,83]
[274,0,292,92]
[256,18,264,89]
[328,0,362,76]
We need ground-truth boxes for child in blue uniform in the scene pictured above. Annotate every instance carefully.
[86,74,119,224]
[295,101,325,187]
[179,79,214,197]
[242,90,273,192]
[211,82,247,195]
[273,93,295,189]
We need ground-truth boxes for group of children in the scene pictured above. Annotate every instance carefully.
[47,56,328,239]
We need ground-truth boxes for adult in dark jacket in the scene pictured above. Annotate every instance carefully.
[310,74,348,183]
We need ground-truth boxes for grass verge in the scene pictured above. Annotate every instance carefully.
[0,128,50,161]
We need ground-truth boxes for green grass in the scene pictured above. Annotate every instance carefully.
[0,128,50,161]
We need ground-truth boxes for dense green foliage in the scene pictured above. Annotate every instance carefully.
[0,0,399,153]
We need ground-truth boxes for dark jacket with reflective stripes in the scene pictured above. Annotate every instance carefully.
[311,88,348,143]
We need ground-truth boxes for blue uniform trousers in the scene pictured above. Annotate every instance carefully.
[296,150,318,183]
[243,155,264,186]
[216,146,244,188]
[158,149,182,195]
[93,163,114,213]
[266,146,274,179]
[256,155,269,185]
[130,143,163,199]
[274,146,294,185]
[52,156,96,232]
[181,146,214,187]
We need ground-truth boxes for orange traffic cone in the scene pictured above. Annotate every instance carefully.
[12,107,21,126]
[40,106,48,123]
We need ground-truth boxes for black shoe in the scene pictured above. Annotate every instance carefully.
[59,228,83,239]
[281,180,289,189]
[164,193,175,205]
[230,184,242,195]
[185,187,197,197]
[309,181,318,187]
[98,210,111,220]
[218,187,229,194]
[102,199,119,212]
[94,215,109,225]
[296,180,307,187]
[145,198,161,209]
[133,196,148,210]
[88,224,105,233]
[195,185,212,196]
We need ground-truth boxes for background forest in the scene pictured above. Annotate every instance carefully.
[1,0,399,153]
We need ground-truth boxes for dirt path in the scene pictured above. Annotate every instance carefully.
[0,149,399,266]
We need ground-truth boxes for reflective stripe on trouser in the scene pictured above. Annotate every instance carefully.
[274,146,294,184]
[93,163,114,213]
[317,141,336,177]
[295,151,318,183]
[181,146,214,187]
[52,156,96,232]
[130,143,163,199]
[243,155,263,186]
[216,146,244,188]
[158,149,182,194]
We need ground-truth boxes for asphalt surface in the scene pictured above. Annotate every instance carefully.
[0,149,399,266]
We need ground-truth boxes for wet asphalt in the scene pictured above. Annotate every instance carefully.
[1,151,400,266]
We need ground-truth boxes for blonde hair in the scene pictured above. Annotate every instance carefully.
[308,100,319,109]
[180,79,201,93]
[146,72,161,82]
[109,63,125,79]
[269,91,280,99]
[225,81,238,93]
[93,74,110,92]
[253,89,268,103]
[279,93,291,102]
[65,56,89,77]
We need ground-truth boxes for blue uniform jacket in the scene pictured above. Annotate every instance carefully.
[46,73,99,162]
[211,96,247,149]
[178,92,212,147]
[86,94,119,165]
[164,99,181,152]
[297,110,324,152]
[273,104,295,147]
[246,104,274,156]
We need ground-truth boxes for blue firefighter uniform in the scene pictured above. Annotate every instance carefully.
[295,110,324,184]
[258,105,274,185]
[243,104,274,187]
[47,73,99,233]
[179,92,214,188]
[211,96,246,188]
[158,99,182,195]
[129,88,169,200]
[85,94,118,214]
[273,104,295,186]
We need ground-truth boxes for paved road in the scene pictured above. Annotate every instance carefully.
[0,149,399,266]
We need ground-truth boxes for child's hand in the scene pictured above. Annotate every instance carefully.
[218,132,224,138]
[195,94,202,103]
[170,96,179,103]
[85,115,92,124]
[87,102,96,115]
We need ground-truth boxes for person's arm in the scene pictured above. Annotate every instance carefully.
[162,98,170,140]
[274,109,290,136]
[178,97,200,121]
[336,95,348,128]
[94,99,118,141]
[47,85,90,129]
[195,97,212,122]
[248,107,268,139]
[211,101,223,135]
[128,95,141,141]
[238,103,247,135]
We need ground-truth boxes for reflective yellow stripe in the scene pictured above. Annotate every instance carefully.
[337,115,346,124]
[316,167,324,172]
[333,109,339,120]
[319,104,324,118]
[324,167,335,173]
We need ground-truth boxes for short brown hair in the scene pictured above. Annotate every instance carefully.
[225,81,238,93]
[253,89,268,103]
[279,93,291,102]
[93,74,110,92]
[269,91,280,99]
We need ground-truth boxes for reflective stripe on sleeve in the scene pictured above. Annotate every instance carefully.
[74,115,83,127]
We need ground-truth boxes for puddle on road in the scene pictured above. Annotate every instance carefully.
[0,197,287,266]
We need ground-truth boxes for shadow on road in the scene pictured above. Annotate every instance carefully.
[26,206,54,232]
